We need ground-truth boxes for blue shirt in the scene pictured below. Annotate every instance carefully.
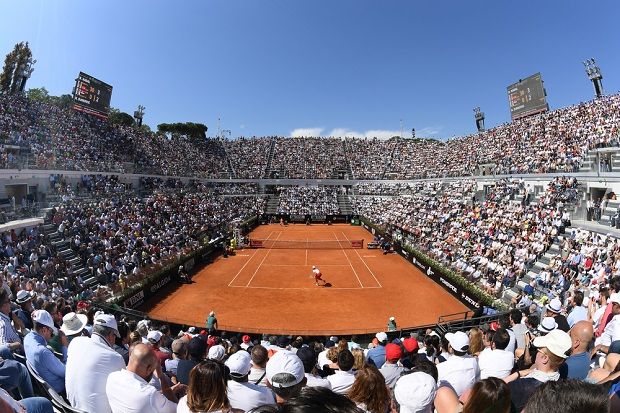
[563,351,590,380]
[367,344,386,368]
[567,306,588,328]
[24,331,67,393]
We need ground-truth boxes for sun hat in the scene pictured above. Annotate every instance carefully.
[15,290,35,304]
[32,310,57,335]
[538,317,558,334]
[546,297,562,314]
[60,312,88,336]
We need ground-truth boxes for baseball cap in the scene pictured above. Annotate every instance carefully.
[403,338,419,353]
[188,337,206,359]
[60,312,88,336]
[277,336,290,348]
[538,317,558,334]
[32,310,58,335]
[533,329,572,359]
[376,332,388,343]
[546,297,562,313]
[94,314,120,337]
[208,344,226,361]
[329,336,338,343]
[147,330,163,344]
[445,331,469,352]
[266,350,305,388]
[295,346,316,369]
[385,343,402,361]
[171,338,187,355]
[609,293,620,305]
[394,372,437,413]
[225,351,252,377]
[242,334,251,343]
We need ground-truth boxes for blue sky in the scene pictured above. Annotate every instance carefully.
[1,0,619,140]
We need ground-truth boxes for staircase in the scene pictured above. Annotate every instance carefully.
[264,138,281,178]
[342,140,355,180]
[579,153,597,172]
[221,142,236,178]
[500,235,564,305]
[42,220,95,290]
[266,195,280,215]
[599,199,620,226]
[380,140,400,179]
[337,193,353,215]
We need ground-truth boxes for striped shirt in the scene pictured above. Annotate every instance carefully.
[0,312,21,345]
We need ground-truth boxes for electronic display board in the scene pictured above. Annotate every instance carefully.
[507,73,548,120]
[72,72,113,119]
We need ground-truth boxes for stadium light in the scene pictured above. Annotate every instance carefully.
[473,107,485,132]
[133,105,145,128]
[583,58,604,98]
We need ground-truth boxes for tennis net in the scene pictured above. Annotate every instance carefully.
[249,239,364,249]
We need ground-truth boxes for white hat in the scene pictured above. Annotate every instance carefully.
[93,314,120,337]
[60,312,88,336]
[312,266,316,269]
[445,331,469,352]
[225,350,252,377]
[15,290,35,304]
[147,330,163,344]
[609,293,620,305]
[538,317,558,334]
[376,332,388,343]
[390,316,395,321]
[32,310,57,335]
[208,344,225,361]
[266,350,305,388]
[533,329,572,359]
[546,297,562,313]
[394,372,437,413]
[329,336,338,343]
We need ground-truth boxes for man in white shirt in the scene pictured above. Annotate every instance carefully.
[594,293,620,354]
[566,291,588,328]
[106,343,186,413]
[436,331,480,396]
[326,349,356,394]
[66,313,125,413]
[225,350,275,411]
[296,346,331,389]
[478,328,514,379]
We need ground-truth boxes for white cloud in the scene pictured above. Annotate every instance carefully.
[288,126,444,140]
[290,128,324,137]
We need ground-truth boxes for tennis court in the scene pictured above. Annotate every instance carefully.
[141,224,468,335]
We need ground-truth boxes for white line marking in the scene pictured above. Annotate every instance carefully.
[229,285,381,290]
[262,264,351,267]
[305,240,308,266]
[362,255,377,258]
[332,231,364,288]
[245,231,282,287]
[342,231,383,288]
[228,231,273,287]
[236,254,251,257]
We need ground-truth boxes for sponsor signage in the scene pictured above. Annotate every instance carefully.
[396,247,480,309]
[124,290,145,309]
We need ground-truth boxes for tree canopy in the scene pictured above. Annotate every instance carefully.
[157,122,208,140]
[0,42,35,94]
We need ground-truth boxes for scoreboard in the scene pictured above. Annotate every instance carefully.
[72,72,113,119]
[507,73,548,120]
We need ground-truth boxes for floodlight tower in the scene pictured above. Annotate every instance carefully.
[473,107,485,132]
[583,58,604,98]
[133,105,145,128]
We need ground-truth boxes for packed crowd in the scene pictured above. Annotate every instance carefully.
[353,178,577,298]
[277,186,341,215]
[271,137,348,179]
[2,92,620,179]
[0,288,619,412]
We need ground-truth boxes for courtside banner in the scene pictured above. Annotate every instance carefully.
[250,240,264,248]
[395,246,480,309]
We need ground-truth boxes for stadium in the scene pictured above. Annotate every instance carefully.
[1,2,620,412]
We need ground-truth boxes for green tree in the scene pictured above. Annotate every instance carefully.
[0,42,34,94]
[26,87,50,103]
[157,122,208,140]
[0,47,18,92]
[108,108,135,127]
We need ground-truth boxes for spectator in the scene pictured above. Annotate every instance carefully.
[165,338,188,381]
[567,291,588,328]
[523,380,610,413]
[177,337,206,385]
[560,320,594,380]
[379,343,409,389]
[436,331,480,396]
[505,329,572,413]
[106,343,186,413]
[347,363,391,413]
[295,346,331,389]
[0,289,23,358]
[478,328,514,379]
[177,358,241,413]
[24,309,68,394]
[148,330,171,366]
[326,350,356,395]
[225,350,275,411]
[366,332,388,368]
[0,387,53,413]
[265,350,307,403]
[66,313,125,413]
[393,372,436,413]
[248,345,269,387]
[248,386,363,413]
[463,377,511,413]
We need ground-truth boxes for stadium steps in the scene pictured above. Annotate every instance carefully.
[266,195,280,214]
[380,139,400,179]
[221,143,236,178]
[579,153,597,172]
[264,138,277,178]
[341,140,355,180]
[337,194,353,215]
[599,199,620,225]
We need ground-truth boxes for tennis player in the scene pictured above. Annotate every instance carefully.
[312,265,325,286]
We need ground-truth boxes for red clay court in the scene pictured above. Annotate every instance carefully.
[141,224,468,335]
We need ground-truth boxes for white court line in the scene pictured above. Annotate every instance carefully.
[229,285,381,290]
[342,231,383,288]
[305,240,308,266]
[245,231,282,287]
[262,264,351,267]
[332,231,364,288]
[228,231,273,287]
